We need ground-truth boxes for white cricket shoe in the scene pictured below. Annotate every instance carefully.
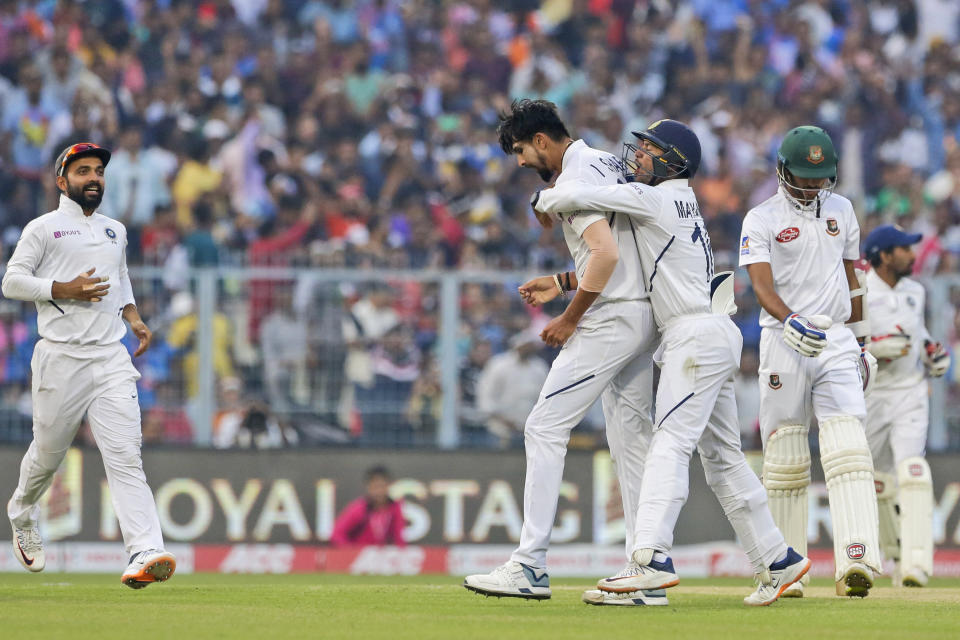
[121,549,176,589]
[780,582,804,598]
[900,566,928,588]
[582,588,669,606]
[10,520,44,572]
[743,547,811,606]
[836,562,873,597]
[597,549,679,593]
[463,561,551,599]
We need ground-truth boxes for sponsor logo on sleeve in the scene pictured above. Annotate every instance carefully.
[768,374,782,390]
[846,543,866,560]
[740,236,750,255]
[826,218,839,236]
[775,227,800,243]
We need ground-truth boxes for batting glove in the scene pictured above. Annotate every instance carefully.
[922,340,951,378]
[858,347,878,393]
[783,313,831,357]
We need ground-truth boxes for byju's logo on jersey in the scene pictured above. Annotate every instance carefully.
[768,374,782,390]
[53,229,82,239]
[846,543,866,560]
[826,219,839,236]
[740,236,750,256]
[776,227,800,243]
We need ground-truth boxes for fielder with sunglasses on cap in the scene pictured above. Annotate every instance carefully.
[740,126,880,598]
[862,225,950,588]
[2,142,175,588]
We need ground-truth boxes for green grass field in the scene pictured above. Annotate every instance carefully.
[1,574,959,640]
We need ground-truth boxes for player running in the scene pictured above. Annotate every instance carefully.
[533,119,809,606]
[863,225,950,587]
[463,99,662,605]
[3,143,175,588]
[740,126,881,597]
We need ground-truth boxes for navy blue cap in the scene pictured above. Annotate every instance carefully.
[863,225,922,259]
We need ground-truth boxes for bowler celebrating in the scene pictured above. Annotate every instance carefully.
[3,142,175,588]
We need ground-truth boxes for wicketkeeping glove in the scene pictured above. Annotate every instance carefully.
[869,327,912,361]
[783,313,832,357]
[922,340,951,377]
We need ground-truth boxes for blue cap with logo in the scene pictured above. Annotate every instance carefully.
[863,225,922,260]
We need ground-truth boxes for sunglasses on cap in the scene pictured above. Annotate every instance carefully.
[56,142,109,177]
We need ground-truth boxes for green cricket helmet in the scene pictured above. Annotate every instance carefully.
[776,125,838,209]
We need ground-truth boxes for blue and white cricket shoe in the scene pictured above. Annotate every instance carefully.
[598,549,679,593]
[743,547,811,606]
[582,588,669,606]
[463,561,551,600]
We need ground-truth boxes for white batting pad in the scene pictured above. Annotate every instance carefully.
[819,415,882,580]
[897,457,933,577]
[874,471,900,563]
[763,424,810,557]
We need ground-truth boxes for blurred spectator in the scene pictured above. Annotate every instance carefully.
[330,465,405,547]
[260,285,309,412]
[103,122,176,229]
[166,292,236,399]
[476,330,549,448]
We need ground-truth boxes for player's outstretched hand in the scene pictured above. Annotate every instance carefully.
[540,314,576,348]
[782,313,831,357]
[52,267,110,302]
[923,340,951,377]
[519,276,561,307]
[129,319,153,357]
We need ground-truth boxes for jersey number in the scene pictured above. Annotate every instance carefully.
[691,223,714,280]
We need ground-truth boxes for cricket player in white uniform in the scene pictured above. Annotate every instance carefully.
[740,126,881,597]
[533,119,809,606]
[3,142,175,589]
[463,100,662,605]
[862,225,950,587]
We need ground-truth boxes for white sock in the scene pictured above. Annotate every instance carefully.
[652,551,668,563]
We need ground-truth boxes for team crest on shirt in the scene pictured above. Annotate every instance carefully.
[768,374,782,390]
[776,227,800,243]
[906,296,916,308]
[105,228,116,239]
[807,145,824,164]
[825,218,839,236]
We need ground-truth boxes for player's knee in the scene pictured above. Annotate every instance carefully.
[897,456,931,488]
[819,416,873,483]
[762,423,810,491]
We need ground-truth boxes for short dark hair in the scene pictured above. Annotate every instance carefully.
[497,99,570,154]
[366,465,390,482]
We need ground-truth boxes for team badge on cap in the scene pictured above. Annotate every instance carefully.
[807,145,824,164]
[826,218,839,236]
[768,374,782,390]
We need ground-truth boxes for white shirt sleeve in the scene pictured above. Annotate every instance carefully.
[738,211,770,266]
[537,181,659,232]
[1,220,55,302]
[117,228,136,308]
[843,203,861,261]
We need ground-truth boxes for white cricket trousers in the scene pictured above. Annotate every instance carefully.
[512,299,657,569]
[865,381,928,474]
[632,315,787,571]
[7,339,164,555]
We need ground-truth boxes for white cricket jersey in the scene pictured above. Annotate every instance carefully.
[739,188,860,329]
[866,270,930,389]
[538,178,713,329]
[552,140,648,303]
[1,194,136,346]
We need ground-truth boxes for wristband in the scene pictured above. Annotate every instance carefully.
[553,274,566,298]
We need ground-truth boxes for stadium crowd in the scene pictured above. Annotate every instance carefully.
[1,0,960,448]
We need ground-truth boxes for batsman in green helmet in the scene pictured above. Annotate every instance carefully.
[739,125,882,598]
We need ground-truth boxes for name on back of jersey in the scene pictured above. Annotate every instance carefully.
[674,200,701,220]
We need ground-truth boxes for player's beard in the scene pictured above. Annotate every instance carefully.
[66,179,104,210]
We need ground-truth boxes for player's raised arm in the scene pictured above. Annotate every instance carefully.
[534,181,657,222]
